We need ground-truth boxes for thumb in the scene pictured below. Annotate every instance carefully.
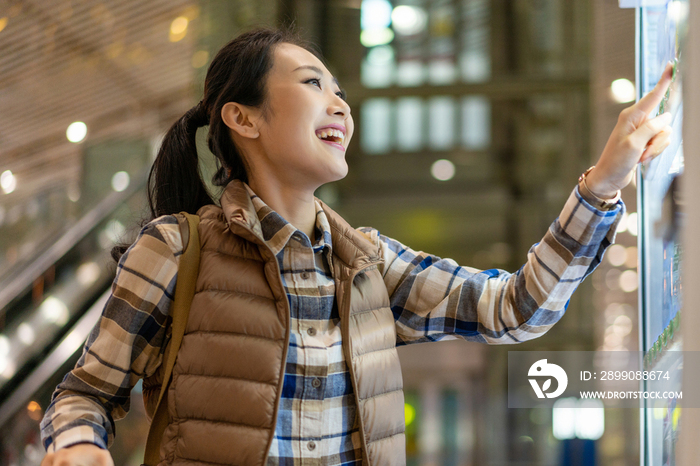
[630,112,672,148]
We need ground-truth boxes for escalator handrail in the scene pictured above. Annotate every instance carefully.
[0,171,148,315]
[0,289,109,427]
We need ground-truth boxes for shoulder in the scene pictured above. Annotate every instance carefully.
[356,226,381,249]
[122,215,184,266]
[356,226,408,254]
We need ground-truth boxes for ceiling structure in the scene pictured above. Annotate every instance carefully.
[0,0,199,205]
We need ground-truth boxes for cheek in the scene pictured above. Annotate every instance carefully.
[277,103,314,142]
[347,118,355,144]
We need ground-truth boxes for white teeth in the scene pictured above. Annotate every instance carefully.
[316,129,345,141]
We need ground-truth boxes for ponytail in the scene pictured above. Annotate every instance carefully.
[148,101,213,219]
[110,102,212,262]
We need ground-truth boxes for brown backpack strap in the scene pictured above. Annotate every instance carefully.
[143,212,200,466]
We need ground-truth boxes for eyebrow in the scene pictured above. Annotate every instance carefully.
[293,65,341,88]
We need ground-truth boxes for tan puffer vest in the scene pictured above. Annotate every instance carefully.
[142,181,405,466]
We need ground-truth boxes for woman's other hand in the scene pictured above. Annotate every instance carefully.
[585,62,675,198]
[40,443,114,466]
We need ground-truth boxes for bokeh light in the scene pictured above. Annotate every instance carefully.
[191,50,209,68]
[1,170,17,194]
[610,78,635,103]
[169,16,188,42]
[431,159,456,181]
[626,212,638,236]
[619,270,638,292]
[66,121,87,143]
[391,6,427,35]
[111,171,130,192]
[606,244,627,267]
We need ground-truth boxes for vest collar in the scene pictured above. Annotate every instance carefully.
[219,180,381,271]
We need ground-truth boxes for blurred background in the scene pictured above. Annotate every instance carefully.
[0,0,648,465]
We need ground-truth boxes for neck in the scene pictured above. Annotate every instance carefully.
[247,176,318,243]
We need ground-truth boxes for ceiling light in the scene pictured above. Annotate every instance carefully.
[1,170,16,194]
[66,121,87,143]
[170,16,188,42]
[170,16,188,35]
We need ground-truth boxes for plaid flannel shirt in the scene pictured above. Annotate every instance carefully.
[41,183,623,464]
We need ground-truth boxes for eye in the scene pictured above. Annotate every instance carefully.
[336,89,347,101]
[305,77,321,88]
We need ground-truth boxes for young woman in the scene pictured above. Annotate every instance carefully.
[40,28,672,466]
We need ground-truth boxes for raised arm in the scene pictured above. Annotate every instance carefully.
[360,184,624,345]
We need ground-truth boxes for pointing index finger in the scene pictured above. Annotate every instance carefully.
[635,62,674,115]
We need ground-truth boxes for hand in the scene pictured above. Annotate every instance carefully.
[586,62,675,198]
[40,443,114,466]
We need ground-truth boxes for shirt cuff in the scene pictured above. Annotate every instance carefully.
[46,426,108,453]
[558,184,625,246]
[577,179,621,211]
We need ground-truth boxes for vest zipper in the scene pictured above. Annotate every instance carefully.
[340,259,383,465]
[261,249,290,466]
[231,219,291,466]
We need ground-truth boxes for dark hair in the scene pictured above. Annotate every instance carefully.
[112,27,317,261]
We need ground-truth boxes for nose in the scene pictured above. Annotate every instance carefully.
[327,94,351,118]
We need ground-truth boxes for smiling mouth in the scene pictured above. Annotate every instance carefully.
[316,128,345,145]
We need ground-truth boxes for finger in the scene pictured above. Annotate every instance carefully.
[641,127,672,162]
[630,112,672,148]
[641,139,671,162]
[634,62,673,115]
[40,453,54,466]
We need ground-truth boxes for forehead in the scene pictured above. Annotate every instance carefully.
[271,43,330,76]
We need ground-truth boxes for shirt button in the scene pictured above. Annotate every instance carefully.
[307,327,317,336]
[307,441,316,451]
[312,378,321,388]
[301,272,310,279]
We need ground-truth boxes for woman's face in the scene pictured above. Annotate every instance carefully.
[246,43,354,191]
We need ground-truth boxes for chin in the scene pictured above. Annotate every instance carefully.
[329,163,349,182]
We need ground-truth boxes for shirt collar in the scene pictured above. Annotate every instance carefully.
[244,183,333,257]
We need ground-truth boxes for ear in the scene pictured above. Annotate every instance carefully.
[221,102,261,139]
